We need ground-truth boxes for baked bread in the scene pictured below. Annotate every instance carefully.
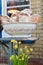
[8,10,20,14]
[19,13,30,22]
[10,10,20,22]
[1,16,10,24]
[21,9,32,15]
[19,9,32,22]
[10,13,19,22]
[31,14,41,23]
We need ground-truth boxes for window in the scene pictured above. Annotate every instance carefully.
[2,0,31,16]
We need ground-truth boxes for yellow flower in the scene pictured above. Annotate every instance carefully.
[28,56,30,59]
[22,53,25,56]
[30,48,33,52]
[10,56,12,61]
[19,41,21,45]
[24,46,27,49]
[22,57,24,61]
[13,45,18,49]
[19,48,23,52]
[26,49,29,53]
[10,55,14,60]
[11,39,17,43]
[12,55,14,58]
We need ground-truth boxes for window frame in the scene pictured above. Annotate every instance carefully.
[2,0,31,16]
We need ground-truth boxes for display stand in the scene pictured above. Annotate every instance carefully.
[0,36,39,65]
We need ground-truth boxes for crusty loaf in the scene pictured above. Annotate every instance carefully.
[11,13,19,22]
[21,9,32,15]
[1,16,10,23]
[19,13,29,22]
[31,14,41,23]
[19,9,32,22]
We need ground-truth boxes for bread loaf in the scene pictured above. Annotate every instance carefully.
[1,16,10,24]
[11,13,19,22]
[31,14,41,23]
[10,10,20,22]
[19,9,32,22]
[21,9,32,15]
[19,13,30,22]
[8,10,20,14]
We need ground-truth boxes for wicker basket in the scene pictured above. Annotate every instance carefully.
[2,22,37,36]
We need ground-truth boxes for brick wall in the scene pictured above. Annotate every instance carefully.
[27,0,43,59]
[31,0,41,14]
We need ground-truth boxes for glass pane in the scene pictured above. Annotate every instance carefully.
[7,0,29,6]
[7,0,30,17]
